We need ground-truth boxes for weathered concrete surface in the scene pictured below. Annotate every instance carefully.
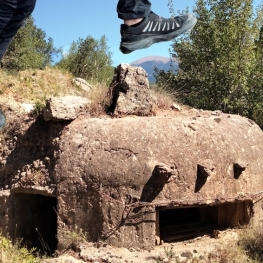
[54,113,263,248]
[1,107,263,250]
[109,64,157,116]
[43,96,91,121]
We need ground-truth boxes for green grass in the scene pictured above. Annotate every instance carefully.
[0,235,40,263]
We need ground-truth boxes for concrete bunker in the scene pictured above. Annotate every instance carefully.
[11,193,58,255]
[156,201,253,243]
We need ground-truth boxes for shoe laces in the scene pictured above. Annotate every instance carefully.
[149,11,182,23]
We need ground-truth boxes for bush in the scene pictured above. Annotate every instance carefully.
[0,235,39,263]
[57,35,113,84]
[238,227,263,262]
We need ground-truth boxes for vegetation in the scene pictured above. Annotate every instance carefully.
[239,226,263,262]
[0,67,82,104]
[1,17,113,86]
[59,226,87,252]
[0,235,39,263]
[1,16,57,71]
[155,227,263,263]
[157,0,263,127]
[57,35,113,84]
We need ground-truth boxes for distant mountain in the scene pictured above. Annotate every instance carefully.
[131,56,178,84]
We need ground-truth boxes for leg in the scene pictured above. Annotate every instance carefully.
[0,0,36,61]
[117,0,197,54]
[117,0,151,20]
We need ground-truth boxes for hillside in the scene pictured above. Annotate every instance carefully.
[131,56,178,83]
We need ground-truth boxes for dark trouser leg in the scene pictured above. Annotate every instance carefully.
[117,0,151,20]
[0,0,36,61]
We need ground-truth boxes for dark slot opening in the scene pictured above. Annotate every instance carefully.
[158,201,252,243]
[12,193,58,255]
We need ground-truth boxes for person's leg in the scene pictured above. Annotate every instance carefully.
[117,0,197,54]
[117,0,151,20]
[0,0,36,61]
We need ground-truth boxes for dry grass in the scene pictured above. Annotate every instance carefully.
[85,82,111,117]
[0,67,181,118]
[150,84,177,110]
[0,67,82,104]
[0,67,112,117]
[155,226,263,263]
[58,226,88,253]
[238,226,263,262]
[206,245,251,263]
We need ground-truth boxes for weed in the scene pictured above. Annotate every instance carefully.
[32,100,45,116]
[155,245,180,263]
[85,82,111,116]
[150,85,177,110]
[164,246,176,260]
[59,226,88,252]
[238,226,263,262]
[0,67,82,103]
[0,235,40,263]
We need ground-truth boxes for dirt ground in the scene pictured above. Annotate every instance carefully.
[42,228,241,263]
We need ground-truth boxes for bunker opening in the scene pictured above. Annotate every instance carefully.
[157,201,252,243]
[12,193,58,255]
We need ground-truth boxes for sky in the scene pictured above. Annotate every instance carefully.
[31,0,197,66]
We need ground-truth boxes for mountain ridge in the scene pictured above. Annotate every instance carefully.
[130,56,178,83]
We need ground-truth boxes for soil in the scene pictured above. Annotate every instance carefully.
[42,229,241,263]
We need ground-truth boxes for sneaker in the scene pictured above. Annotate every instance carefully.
[0,110,5,128]
[120,12,197,54]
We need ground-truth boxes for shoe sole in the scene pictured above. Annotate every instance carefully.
[120,14,197,54]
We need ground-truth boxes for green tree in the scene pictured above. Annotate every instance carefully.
[158,0,263,125]
[57,35,113,84]
[2,16,57,70]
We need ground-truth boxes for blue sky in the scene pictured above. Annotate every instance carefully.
[32,0,262,66]
[32,0,197,66]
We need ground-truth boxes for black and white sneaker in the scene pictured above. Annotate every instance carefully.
[120,12,197,54]
[0,110,6,128]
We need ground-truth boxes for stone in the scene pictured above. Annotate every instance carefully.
[108,64,157,116]
[40,255,85,263]
[211,110,221,116]
[171,103,182,111]
[43,95,91,122]
[181,251,193,258]
[72,78,93,92]
[20,103,34,113]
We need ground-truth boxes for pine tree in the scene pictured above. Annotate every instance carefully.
[2,16,57,70]
[57,35,113,84]
[159,0,263,125]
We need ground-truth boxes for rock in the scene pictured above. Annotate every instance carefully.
[108,64,157,116]
[73,78,93,92]
[43,96,91,122]
[171,103,182,111]
[181,251,193,258]
[211,229,220,238]
[20,103,34,113]
[211,110,221,116]
[41,255,85,263]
